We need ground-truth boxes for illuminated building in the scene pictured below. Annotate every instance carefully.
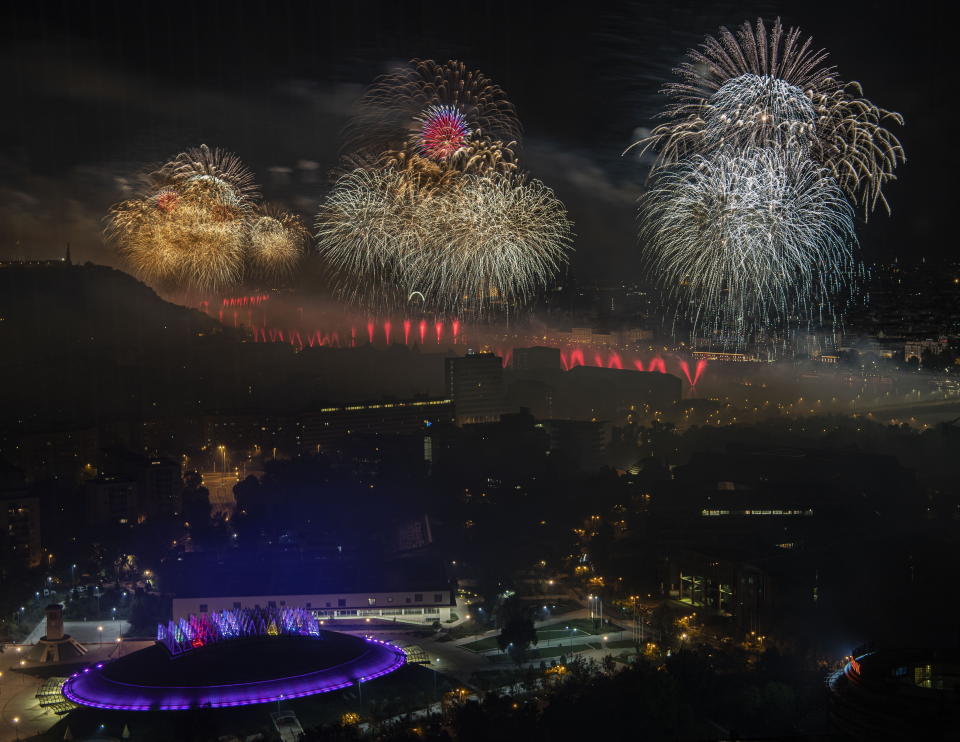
[63,606,405,711]
[166,553,454,624]
[300,398,453,449]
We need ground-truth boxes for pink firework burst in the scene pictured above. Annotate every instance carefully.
[417,105,471,160]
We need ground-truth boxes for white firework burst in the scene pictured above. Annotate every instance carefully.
[642,147,858,345]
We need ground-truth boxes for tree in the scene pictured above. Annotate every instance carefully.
[496,597,537,665]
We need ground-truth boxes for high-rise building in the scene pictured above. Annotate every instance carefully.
[0,461,41,568]
[445,352,504,425]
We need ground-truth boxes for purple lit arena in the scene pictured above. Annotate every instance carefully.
[62,607,405,711]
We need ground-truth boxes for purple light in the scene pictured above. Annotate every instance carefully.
[63,634,406,712]
[159,606,320,655]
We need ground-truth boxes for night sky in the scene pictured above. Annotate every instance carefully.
[0,0,950,281]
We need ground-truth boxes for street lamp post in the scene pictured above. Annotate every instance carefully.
[97,625,103,646]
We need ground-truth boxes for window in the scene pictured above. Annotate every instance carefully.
[338,599,346,608]
[233,602,241,610]
[199,604,208,613]
[414,593,423,602]
[434,593,443,603]
[387,597,394,603]
[367,597,377,606]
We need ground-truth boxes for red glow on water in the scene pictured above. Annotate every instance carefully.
[419,320,427,345]
[607,353,623,369]
[403,319,411,345]
[679,360,693,385]
[633,360,645,371]
[648,357,666,374]
[233,311,238,328]
[367,321,375,344]
[593,353,604,367]
[383,320,392,345]
[452,319,460,342]
[435,321,443,343]
[501,348,513,367]
[569,349,585,368]
[221,295,269,307]
[350,326,357,347]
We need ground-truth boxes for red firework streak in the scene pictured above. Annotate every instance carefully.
[403,319,411,345]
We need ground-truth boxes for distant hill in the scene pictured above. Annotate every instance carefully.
[0,262,235,424]
[0,263,446,436]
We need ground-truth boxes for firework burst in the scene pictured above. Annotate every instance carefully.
[636,17,904,214]
[248,206,309,282]
[320,59,572,316]
[416,104,473,160]
[641,147,858,344]
[316,167,572,315]
[421,173,573,314]
[107,145,304,292]
[345,59,521,170]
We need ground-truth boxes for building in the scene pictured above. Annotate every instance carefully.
[829,647,960,741]
[540,419,610,472]
[84,451,181,524]
[0,461,41,568]
[445,352,505,425]
[300,398,453,450]
[84,476,139,525]
[165,552,455,624]
[666,547,774,635]
[904,337,948,363]
[512,346,562,374]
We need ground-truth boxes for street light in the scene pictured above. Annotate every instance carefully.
[12,716,19,741]
[98,625,104,646]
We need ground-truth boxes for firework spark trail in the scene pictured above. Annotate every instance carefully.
[634,17,904,215]
[641,147,858,344]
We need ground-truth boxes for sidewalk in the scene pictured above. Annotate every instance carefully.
[0,639,151,742]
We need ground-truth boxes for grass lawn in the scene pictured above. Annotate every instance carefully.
[462,618,625,653]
